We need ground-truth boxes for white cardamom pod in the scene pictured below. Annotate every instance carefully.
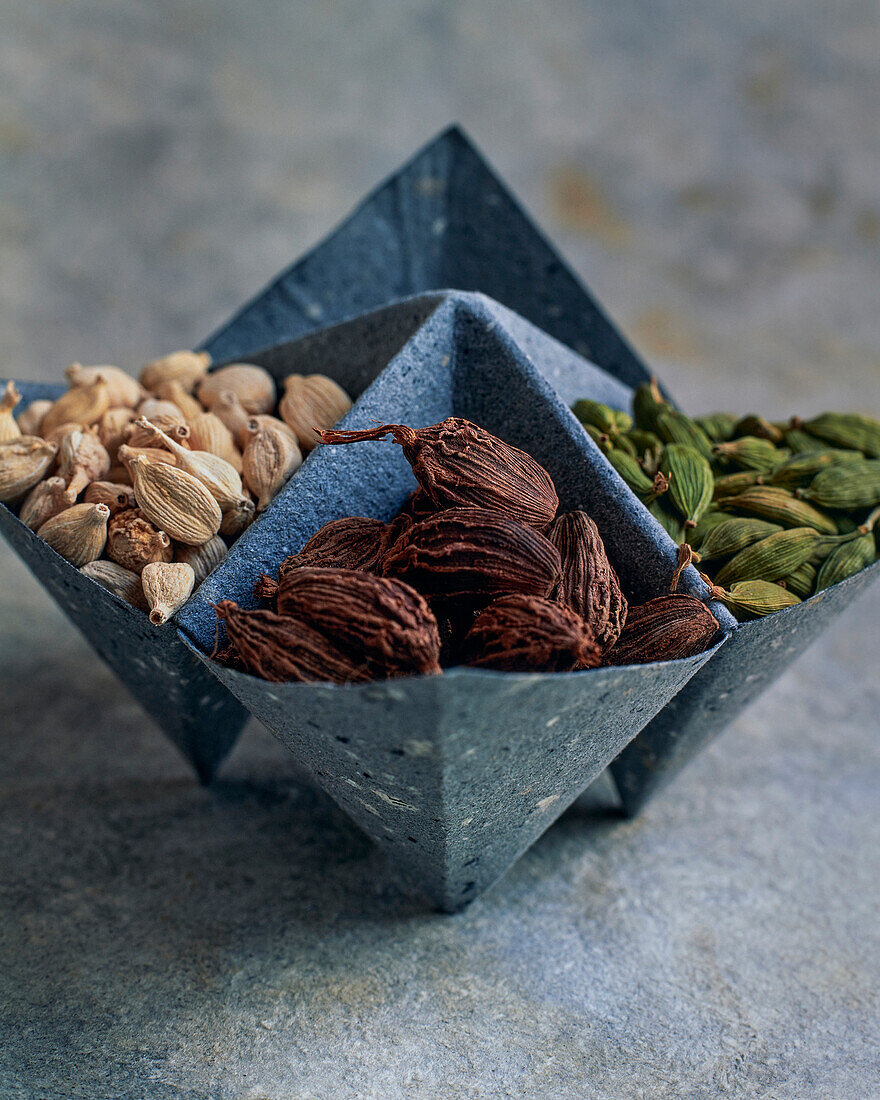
[41,375,110,437]
[16,399,52,437]
[141,561,195,624]
[139,350,211,393]
[219,496,255,537]
[125,415,190,450]
[0,436,58,502]
[174,534,227,586]
[97,406,137,462]
[80,559,148,610]
[209,390,252,444]
[279,373,352,452]
[136,398,188,426]
[130,454,222,545]
[240,414,299,449]
[82,480,137,514]
[197,363,276,415]
[242,423,302,512]
[66,363,144,409]
[37,502,110,566]
[19,476,77,531]
[0,381,22,443]
[117,443,178,476]
[153,379,204,422]
[133,418,247,511]
[58,428,111,497]
[187,411,242,472]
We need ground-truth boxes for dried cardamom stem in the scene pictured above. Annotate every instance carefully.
[106,508,173,573]
[82,480,137,514]
[0,381,22,443]
[130,454,222,545]
[242,422,303,512]
[318,418,559,530]
[197,363,276,415]
[0,437,58,503]
[381,506,562,601]
[603,594,719,665]
[546,511,627,650]
[279,516,390,573]
[273,567,442,678]
[141,561,195,625]
[139,349,211,393]
[80,560,148,610]
[66,363,143,409]
[37,502,110,566]
[19,476,77,531]
[125,416,191,450]
[279,374,353,452]
[461,594,602,673]
[174,535,228,587]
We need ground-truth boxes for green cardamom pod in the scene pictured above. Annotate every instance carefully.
[732,415,784,443]
[709,579,801,619]
[605,449,655,496]
[766,449,863,488]
[800,459,880,511]
[815,531,876,591]
[572,399,632,436]
[581,422,614,457]
[694,412,737,443]
[712,436,785,474]
[696,517,782,560]
[626,429,663,472]
[713,527,837,587]
[660,443,714,528]
[801,412,880,458]
[648,497,686,543]
[632,379,670,434]
[784,427,829,454]
[781,561,817,598]
[656,409,714,461]
[713,471,764,500]
[720,486,838,534]
[689,509,729,546]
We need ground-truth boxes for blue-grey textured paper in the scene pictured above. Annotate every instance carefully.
[178,292,726,908]
[1,380,249,782]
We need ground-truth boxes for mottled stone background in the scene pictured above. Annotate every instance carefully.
[1,2,878,1097]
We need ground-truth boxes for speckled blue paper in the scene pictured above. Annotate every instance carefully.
[178,293,725,909]
[200,126,652,392]
[611,558,880,814]
[1,383,248,781]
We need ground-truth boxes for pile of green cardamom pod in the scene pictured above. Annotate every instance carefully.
[573,381,880,621]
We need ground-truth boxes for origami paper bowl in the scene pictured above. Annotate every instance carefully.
[199,125,880,817]
[176,290,727,909]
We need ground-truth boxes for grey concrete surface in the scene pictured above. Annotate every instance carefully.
[1,1,879,1097]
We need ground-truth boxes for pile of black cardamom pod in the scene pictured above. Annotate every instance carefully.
[573,381,880,621]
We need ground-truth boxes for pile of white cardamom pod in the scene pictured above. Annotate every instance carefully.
[0,352,352,624]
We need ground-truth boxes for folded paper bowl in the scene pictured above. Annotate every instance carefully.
[1,288,649,786]
[199,125,880,818]
[176,291,727,909]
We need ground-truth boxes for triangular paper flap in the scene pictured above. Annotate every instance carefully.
[2,382,249,781]
[611,557,880,815]
[201,126,651,390]
[185,638,721,910]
